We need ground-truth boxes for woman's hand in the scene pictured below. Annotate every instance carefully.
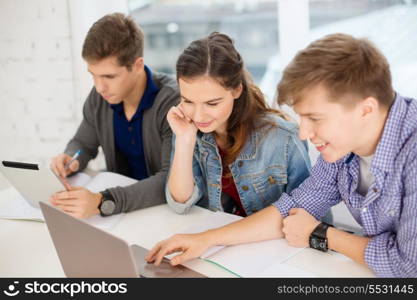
[167,103,197,142]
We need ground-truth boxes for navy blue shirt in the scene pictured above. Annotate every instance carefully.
[110,66,160,180]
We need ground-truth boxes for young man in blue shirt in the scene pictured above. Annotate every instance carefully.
[50,13,178,218]
[146,33,417,277]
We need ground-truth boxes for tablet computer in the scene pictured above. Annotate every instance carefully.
[0,161,66,208]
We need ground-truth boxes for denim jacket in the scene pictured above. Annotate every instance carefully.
[166,113,311,215]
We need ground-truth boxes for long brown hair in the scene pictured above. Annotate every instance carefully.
[176,32,287,168]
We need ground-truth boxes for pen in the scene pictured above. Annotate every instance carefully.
[64,150,82,170]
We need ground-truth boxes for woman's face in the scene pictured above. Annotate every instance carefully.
[178,76,242,135]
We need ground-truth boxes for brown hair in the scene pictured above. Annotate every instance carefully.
[176,32,288,169]
[277,33,394,107]
[82,13,144,70]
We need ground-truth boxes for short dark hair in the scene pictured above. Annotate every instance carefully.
[82,13,144,69]
[277,33,394,107]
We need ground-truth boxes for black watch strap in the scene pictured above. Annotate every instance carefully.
[98,190,116,216]
[100,190,114,202]
[312,222,331,239]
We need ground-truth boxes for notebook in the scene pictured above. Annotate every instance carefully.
[179,211,314,277]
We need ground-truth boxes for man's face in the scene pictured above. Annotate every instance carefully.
[87,56,140,104]
[294,84,368,163]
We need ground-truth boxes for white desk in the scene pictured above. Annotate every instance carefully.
[0,173,374,278]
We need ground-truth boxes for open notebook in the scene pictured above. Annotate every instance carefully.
[0,171,137,230]
[179,211,314,277]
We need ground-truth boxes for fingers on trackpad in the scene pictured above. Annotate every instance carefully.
[140,260,186,278]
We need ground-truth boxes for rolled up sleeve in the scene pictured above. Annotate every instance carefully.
[273,155,342,219]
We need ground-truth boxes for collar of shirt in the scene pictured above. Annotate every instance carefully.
[341,93,411,206]
[343,93,406,174]
[110,65,160,121]
[370,93,409,174]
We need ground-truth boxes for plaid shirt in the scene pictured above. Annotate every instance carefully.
[273,93,417,277]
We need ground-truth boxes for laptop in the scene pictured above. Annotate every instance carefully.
[39,202,206,278]
[0,161,65,208]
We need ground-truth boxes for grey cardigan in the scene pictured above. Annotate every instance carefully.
[65,71,179,215]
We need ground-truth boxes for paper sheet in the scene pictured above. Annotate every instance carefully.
[177,210,313,277]
[67,172,91,187]
[204,239,307,277]
[0,191,124,229]
[179,211,242,258]
[0,188,42,221]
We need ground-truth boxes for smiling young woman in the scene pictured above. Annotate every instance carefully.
[164,32,311,217]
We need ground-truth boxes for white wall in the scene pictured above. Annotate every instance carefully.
[0,0,127,167]
[0,0,77,166]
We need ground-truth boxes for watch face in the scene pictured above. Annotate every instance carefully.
[100,200,116,216]
[311,237,320,249]
[309,236,328,252]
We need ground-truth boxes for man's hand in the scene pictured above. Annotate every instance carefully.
[49,186,102,219]
[50,153,79,178]
[282,208,320,247]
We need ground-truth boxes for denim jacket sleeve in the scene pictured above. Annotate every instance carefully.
[165,134,206,214]
[285,135,311,194]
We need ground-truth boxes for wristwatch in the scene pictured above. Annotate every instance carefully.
[309,222,332,252]
[98,190,116,217]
